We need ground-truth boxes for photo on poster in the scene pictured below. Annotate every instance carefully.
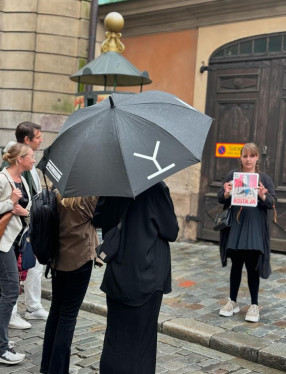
[231,172,259,207]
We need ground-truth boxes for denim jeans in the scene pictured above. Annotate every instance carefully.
[40,261,93,374]
[0,248,20,355]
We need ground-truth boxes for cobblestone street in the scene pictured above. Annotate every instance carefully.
[2,241,286,373]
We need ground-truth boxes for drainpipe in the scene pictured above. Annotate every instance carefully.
[86,0,99,92]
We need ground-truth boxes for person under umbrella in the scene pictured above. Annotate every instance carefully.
[40,193,99,374]
[93,181,179,373]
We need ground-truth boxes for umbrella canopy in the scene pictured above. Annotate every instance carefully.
[38,90,213,198]
[70,51,152,87]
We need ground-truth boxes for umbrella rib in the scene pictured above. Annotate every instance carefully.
[120,100,198,111]
[113,111,136,198]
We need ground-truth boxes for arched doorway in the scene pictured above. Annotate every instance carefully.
[198,32,286,252]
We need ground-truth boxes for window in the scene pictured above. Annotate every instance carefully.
[254,38,266,54]
[269,36,282,52]
[211,33,286,62]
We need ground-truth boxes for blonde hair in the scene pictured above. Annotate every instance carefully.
[240,142,260,172]
[55,190,97,210]
[2,143,31,165]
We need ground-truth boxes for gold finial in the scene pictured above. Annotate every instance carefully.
[101,12,125,54]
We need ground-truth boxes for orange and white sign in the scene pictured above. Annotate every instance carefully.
[96,94,110,104]
[73,95,84,111]
[215,143,244,158]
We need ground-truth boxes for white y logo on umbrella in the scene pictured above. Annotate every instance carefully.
[134,141,175,180]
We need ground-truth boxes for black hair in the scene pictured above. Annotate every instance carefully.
[15,121,41,143]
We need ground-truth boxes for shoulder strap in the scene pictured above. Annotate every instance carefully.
[0,172,14,191]
[259,173,277,223]
[266,192,277,223]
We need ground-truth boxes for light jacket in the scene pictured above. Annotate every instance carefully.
[0,168,31,253]
[54,197,99,272]
[1,159,38,197]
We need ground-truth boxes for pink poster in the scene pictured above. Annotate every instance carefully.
[231,172,259,207]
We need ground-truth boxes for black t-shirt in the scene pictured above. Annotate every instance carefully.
[14,181,28,227]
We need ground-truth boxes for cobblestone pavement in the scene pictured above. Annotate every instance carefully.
[3,296,285,374]
[47,241,284,371]
[4,241,285,373]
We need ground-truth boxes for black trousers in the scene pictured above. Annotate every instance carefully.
[100,291,163,374]
[229,250,260,305]
[40,261,92,374]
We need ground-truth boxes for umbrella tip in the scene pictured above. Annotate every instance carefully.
[109,96,116,108]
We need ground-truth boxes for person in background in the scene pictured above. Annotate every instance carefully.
[40,193,98,374]
[218,143,277,322]
[1,121,48,329]
[93,181,179,374]
[0,143,34,365]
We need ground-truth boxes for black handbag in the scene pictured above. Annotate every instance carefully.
[213,207,232,231]
[19,229,36,270]
[96,225,122,263]
[95,201,131,264]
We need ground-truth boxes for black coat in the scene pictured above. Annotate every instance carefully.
[93,182,179,306]
[217,170,277,279]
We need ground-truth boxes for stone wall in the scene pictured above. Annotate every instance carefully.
[0,0,105,153]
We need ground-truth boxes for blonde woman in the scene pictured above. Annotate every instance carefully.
[40,194,98,374]
[218,143,276,323]
[0,143,34,365]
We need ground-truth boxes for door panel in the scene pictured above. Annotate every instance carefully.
[215,101,257,166]
[198,58,286,252]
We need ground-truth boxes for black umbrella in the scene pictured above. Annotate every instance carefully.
[39,90,213,198]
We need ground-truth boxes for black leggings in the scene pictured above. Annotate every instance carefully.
[229,251,260,305]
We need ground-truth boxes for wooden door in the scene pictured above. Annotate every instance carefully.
[198,33,286,252]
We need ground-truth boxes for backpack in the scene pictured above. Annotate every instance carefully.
[30,185,59,277]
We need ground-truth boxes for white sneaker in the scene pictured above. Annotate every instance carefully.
[219,298,240,317]
[25,308,49,320]
[245,304,260,322]
[0,349,25,365]
[9,313,31,329]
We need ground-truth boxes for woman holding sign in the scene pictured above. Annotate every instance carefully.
[217,143,277,322]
